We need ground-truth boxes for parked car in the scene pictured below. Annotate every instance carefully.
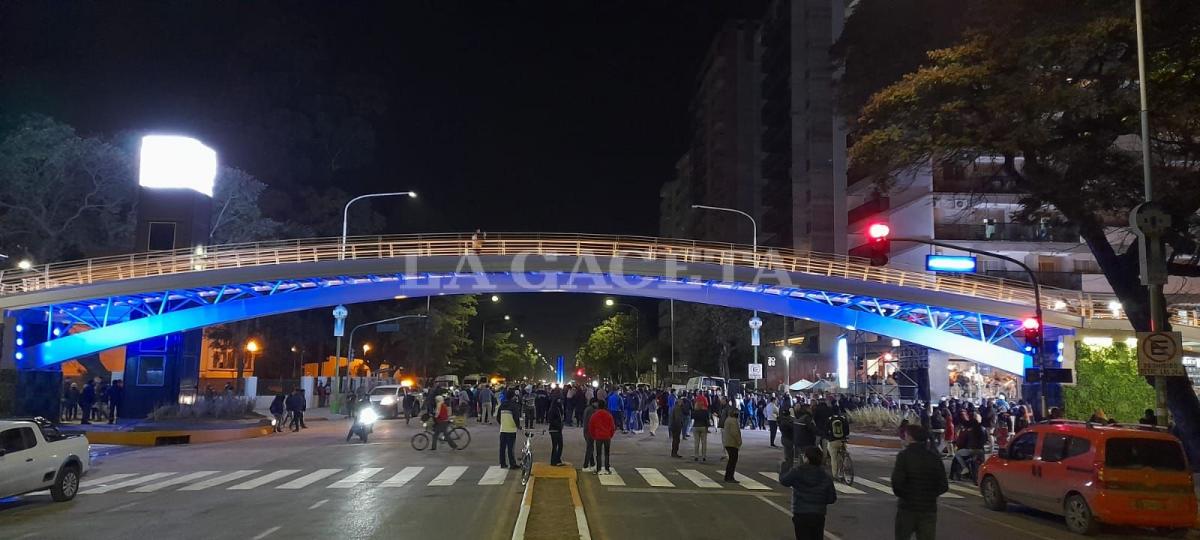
[0,418,91,502]
[978,420,1196,536]
[368,385,405,418]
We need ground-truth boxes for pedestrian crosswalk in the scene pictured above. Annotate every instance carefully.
[56,465,986,499]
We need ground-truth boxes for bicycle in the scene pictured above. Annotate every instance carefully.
[519,430,544,486]
[833,443,854,486]
[411,417,472,451]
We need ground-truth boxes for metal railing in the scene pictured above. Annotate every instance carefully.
[0,232,1188,328]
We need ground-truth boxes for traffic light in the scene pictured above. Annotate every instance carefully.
[576,368,585,377]
[867,222,891,266]
[1022,317,1041,351]
[854,356,865,370]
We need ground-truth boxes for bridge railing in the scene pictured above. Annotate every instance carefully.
[0,232,1190,328]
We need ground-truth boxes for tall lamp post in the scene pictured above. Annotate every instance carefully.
[340,191,417,260]
[347,315,428,386]
[781,347,793,394]
[691,204,760,388]
[604,299,641,381]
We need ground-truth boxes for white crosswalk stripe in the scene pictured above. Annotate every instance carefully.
[131,471,219,493]
[732,472,770,490]
[276,469,342,490]
[853,477,896,496]
[597,468,625,486]
[328,468,384,489]
[79,473,139,488]
[947,483,981,497]
[179,470,260,491]
[380,467,423,488]
[874,476,963,499]
[81,472,176,494]
[227,470,300,490]
[478,466,509,486]
[678,469,722,489]
[634,468,674,488]
[428,466,468,486]
[757,471,867,494]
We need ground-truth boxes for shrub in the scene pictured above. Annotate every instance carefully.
[149,396,258,421]
[847,406,917,431]
[1062,344,1155,424]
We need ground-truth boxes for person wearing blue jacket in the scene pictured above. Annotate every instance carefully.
[779,446,837,540]
[607,391,623,434]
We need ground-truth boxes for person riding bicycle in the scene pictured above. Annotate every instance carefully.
[430,395,458,450]
[824,410,850,480]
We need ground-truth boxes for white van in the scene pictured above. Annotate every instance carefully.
[432,374,460,389]
[462,373,489,387]
[685,376,726,393]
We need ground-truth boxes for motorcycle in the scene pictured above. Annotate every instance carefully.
[346,405,380,443]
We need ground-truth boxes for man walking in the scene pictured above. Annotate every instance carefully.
[588,399,616,475]
[668,398,686,458]
[891,425,948,540]
[478,384,494,424]
[107,379,124,424]
[79,378,96,424]
[548,398,565,466]
[581,398,599,472]
[765,397,779,447]
[722,409,742,483]
[285,389,306,432]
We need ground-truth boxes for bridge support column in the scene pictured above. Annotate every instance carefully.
[928,350,950,402]
[0,315,17,417]
[121,329,202,419]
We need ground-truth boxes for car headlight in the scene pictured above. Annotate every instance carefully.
[380,396,396,406]
[358,408,379,425]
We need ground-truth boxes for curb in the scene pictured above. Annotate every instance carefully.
[510,462,591,540]
[73,424,274,446]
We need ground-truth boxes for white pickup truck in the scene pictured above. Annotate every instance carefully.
[0,419,90,501]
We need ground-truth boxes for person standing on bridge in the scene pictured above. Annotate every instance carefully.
[891,425,948,540]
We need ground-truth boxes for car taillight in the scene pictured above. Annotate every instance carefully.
[1092,464,1106,489]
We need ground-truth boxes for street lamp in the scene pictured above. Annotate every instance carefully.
[691,204,760,388]
[491,295,500,303]
[17,259,33,271]
[651,356,658,387]
[781,347,793,392]
[340,191,417,260]
[604,299,641,381]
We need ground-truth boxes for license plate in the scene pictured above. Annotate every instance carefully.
[1136,499,1164,510]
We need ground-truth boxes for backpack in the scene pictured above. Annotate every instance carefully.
[828,415,849,440]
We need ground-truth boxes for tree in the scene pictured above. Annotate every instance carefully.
[576,313,636,381]
[843,0,1200,462]
[0,115,136,261]
[209,167,285,244]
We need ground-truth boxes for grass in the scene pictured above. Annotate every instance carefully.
[847,406,917,432]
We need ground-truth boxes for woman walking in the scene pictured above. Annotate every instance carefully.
[646,393,659,436]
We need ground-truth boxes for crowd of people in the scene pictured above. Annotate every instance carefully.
[60,377,124,424]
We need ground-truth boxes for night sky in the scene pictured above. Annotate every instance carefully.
[0,1,748,361]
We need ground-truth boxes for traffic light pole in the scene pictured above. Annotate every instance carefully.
[890,238,1047,418]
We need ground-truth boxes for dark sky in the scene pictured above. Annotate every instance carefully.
[0,1,749,361]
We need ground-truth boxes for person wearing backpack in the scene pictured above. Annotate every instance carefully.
[825,411,850,481]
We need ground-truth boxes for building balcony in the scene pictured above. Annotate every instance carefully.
[984,270,1083,290]
[847,197,889,225]
[934,223,1079,243]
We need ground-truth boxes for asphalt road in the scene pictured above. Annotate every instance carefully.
[1,417,1196,540]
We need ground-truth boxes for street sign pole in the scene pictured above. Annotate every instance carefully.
[331,304,349,414]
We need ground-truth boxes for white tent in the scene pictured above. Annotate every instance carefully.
[805,380,835,392]
[788,379,814,391]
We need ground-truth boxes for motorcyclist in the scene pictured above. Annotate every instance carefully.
[346,394,375,442]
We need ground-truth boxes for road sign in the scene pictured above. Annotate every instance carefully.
[748,363,763,380]
[766,356,776,367]
[669,363,689,373]
[1137,331,1186,376]
[376,323,401,333]
[1025,368,1075,384]
[1131,203,1171,286]
[332,304,349,337]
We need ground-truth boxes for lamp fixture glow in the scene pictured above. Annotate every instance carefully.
[491,295,500,302]
[605,298,615,307]
[17,259,32,271]
[836,337,849,389]
[781,348,793,360]
[245,340,260,353]
[891,338,901,347]
[139,135,217,197]
[925,255,977,273]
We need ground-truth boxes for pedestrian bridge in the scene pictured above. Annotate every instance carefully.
[0,232,1190,374]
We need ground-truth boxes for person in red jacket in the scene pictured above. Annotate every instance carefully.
[588,399,616,475]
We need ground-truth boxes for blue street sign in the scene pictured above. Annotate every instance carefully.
[925,255,978,273]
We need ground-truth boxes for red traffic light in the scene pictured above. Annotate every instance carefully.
[576,368,585,377]
[1022,318,1040,331]
[867,222,891,240]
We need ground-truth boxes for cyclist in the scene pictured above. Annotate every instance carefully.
[430,395,458,450]
[825,409,850,481]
